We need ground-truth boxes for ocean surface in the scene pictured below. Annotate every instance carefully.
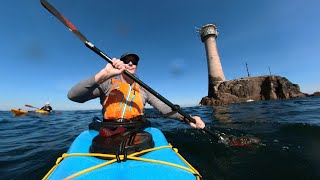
[1,97,320,180]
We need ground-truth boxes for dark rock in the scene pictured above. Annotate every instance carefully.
[199,75,306,106]
[314,92,320,96]
[303,93,311,97]
[311,92,320,96]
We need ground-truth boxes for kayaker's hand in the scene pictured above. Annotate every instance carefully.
[95,58,126,84]
[108,58,126,75]
[189,116,205,129]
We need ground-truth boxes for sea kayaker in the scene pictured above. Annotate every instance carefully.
[67,53,205,129]
[40,102,53,112]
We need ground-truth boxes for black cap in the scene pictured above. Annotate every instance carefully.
[120,53,140,61]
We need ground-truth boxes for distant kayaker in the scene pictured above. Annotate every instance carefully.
[68,53,205,129]
[40,102,53,112]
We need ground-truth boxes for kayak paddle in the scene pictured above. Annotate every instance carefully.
[25,104,40,109]
[40,0,260,147]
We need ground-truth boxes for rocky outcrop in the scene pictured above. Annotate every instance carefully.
[306,91,320,97]
[313,92,320,96]
[199,75,306,106]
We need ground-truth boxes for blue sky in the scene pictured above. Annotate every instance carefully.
[1,0,319,110]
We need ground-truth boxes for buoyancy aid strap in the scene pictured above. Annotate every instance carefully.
[132,82,140,93]
[120,84,132,119]
[110,78,119,87]
[128,82,139,111]
[110,79,124,112]
[128,94,136,111]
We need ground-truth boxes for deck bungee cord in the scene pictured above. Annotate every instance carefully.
[43,144,201,180]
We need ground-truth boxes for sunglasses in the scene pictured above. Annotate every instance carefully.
[121,58,139,65]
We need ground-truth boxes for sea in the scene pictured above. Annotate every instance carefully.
[1,97,320,180]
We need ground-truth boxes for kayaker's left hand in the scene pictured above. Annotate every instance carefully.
[189,116,205,129]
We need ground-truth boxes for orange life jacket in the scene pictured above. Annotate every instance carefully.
[103,79,144,120]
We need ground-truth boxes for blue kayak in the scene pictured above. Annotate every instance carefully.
[43,127,201,180]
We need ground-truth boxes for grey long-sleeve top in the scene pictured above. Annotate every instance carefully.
[67,76,183,120]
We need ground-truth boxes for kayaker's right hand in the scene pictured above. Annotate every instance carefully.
[189,116,205,129]
[95,58,126,84]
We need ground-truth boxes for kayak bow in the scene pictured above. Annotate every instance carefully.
[10,109,28,116]
[43,126,201,180]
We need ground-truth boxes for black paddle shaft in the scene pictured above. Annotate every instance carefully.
[40,0,223,142]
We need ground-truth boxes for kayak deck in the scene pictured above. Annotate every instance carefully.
[35,109,49,114]
[10,109,49,115]
[45,127,201,180]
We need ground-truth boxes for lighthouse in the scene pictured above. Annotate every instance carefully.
[198,24,226,97]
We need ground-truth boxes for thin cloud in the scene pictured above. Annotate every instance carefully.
[169,58,186,77]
